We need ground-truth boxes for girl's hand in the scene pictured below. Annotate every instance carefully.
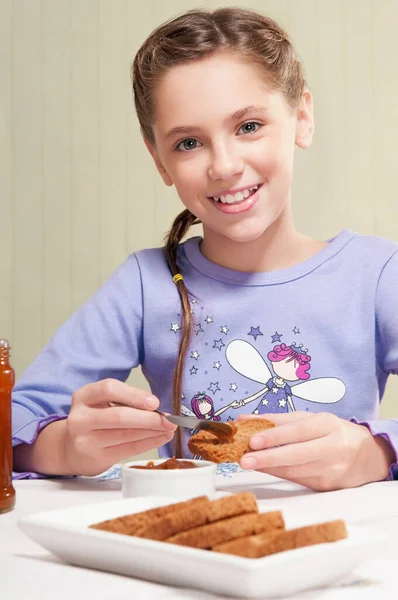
[238,412,395,491]
[63,379,176,476]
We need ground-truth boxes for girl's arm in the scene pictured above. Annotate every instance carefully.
[12,254,145,478]
[238,249,398,488]
[367,248,398,480]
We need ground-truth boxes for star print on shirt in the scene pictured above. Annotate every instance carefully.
[205,316,214,324]
[213,361,221,370]
[220,326,229,335]
[213,339,225,351]
[271,331,282,343]
[254,409,260,415]
[193,322,204,335]
[293,326,300,334]
[248,326,263,341]
[190,366,198,375]
[191,350,199,360]
[170,323,181,333]
[272,387,278,394]
[261,398,269,406]
[229,383,238,392]
[208,382,221,394]
[227,416,235,422]
[279,399,287,408]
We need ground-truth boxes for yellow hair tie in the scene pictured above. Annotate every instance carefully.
[173,273,184,284]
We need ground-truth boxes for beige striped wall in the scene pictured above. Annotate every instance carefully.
[1,0,398,420]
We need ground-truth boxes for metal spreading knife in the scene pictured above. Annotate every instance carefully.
[155,410,236,440]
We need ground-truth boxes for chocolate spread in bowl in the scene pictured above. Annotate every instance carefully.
[129,457,197,470]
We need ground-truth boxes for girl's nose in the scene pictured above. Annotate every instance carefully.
[207,145,244,181]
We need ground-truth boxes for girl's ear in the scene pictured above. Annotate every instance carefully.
[295,90,314,149]
[144,138,173,186]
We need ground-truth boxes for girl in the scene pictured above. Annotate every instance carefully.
[12,7,397,491]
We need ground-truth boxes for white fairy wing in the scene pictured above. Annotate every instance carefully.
[180,404,197,418]
[226,340,272,385]
[292,378,346,404]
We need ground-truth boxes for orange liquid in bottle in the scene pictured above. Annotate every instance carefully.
[0,339,16,514]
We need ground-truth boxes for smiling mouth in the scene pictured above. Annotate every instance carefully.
[209,184,263,205]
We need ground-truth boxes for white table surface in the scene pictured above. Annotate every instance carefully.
[2,466,398,600]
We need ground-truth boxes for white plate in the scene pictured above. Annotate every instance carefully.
[18,495,385,599]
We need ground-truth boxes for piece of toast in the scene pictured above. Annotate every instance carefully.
[134,491,258,541]
[166,510,284,549]
[188,418,275,463]
[212,519,348,558]
[89,495,209,535]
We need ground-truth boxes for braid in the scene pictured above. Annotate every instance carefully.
[164,209,200,457]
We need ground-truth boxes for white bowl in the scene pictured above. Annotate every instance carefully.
[121,458,217,499]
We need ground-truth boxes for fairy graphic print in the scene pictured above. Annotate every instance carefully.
[174,297,347,421]
[189,391,234,420]
[226,340,346,414]
[254,377,293,413]
[181,391,239,432]
[237,342,310,413]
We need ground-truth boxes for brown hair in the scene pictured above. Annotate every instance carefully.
[130,7,305,456]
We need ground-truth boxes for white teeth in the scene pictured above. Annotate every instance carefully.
[212,184,260,204]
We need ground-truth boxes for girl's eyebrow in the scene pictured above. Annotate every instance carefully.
[163,105,268,141]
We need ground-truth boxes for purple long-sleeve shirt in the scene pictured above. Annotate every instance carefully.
[12,230,398,479]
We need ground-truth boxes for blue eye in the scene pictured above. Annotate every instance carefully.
[176,138,201,152]
[239,121,261,134]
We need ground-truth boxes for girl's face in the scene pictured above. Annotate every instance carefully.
[272,358,299,381]
[147,52,313,249]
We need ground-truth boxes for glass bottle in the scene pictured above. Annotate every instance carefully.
[0,339,16,513]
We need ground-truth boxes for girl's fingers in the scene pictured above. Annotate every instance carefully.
[248,413,333,450]
[241,436,331,470]
[75,379,159,411]
[76,405,176,432]
[88,427,172,449]
[101,431,175,465]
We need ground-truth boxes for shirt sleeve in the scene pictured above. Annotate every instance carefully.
[352,249,398,480]
[12,254,144,478]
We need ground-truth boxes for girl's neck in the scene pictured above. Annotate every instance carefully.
[200,211,327,273]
